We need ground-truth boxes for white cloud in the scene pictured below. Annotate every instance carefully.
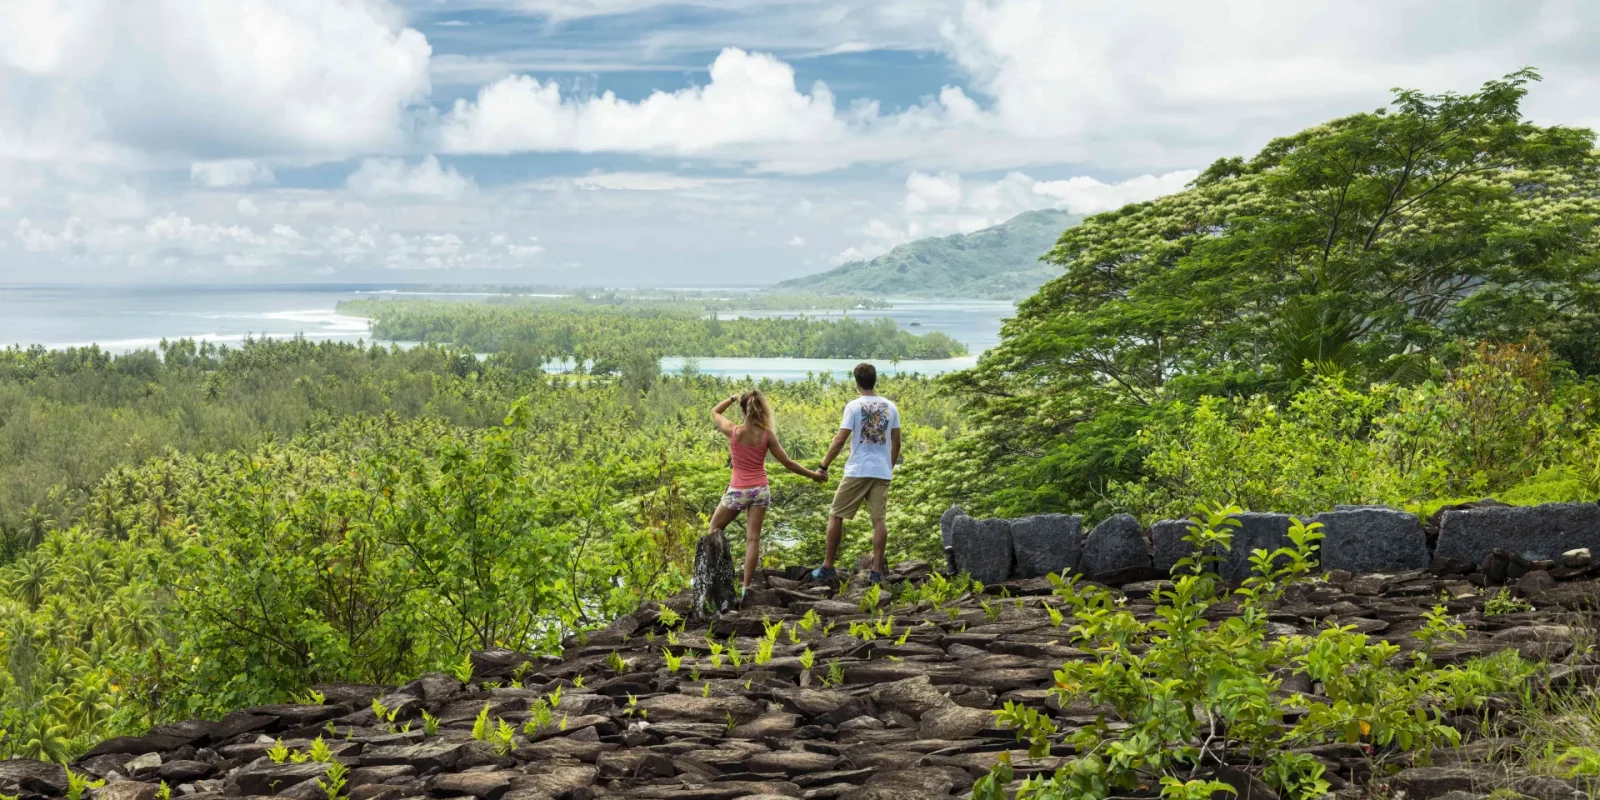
[0,0,431,162]
[191,160,276,188]
[552,172,746,191]
[346,156,475,198]
[237,198,259,217]
[788,235,806,246]
[1032,170,1198,214]
[829,167,1195,265]
[903,172,963,213]
[438,48,845,156]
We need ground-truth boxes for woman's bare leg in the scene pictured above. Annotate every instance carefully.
[708,503,739,536]
[742,505,767,589]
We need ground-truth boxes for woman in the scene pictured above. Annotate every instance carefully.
[710,390,825,604]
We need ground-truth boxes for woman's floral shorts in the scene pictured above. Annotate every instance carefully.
[721,485,771,512]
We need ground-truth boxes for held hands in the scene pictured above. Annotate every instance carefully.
[813,464,830,483]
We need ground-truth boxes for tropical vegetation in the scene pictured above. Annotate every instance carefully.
[341,296,966,362]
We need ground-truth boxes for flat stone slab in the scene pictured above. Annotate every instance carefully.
[949,515,1013,585]
[1436,503,1600,566]
[1081,514,1149,578]
[1009,513,1082,579]
[1313,507,1429,574]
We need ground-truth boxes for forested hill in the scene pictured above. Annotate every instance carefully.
[770,208,1082,299]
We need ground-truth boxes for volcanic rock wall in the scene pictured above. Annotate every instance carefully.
[944,501,1600,588]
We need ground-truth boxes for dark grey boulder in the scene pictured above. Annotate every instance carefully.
[949,515,1013,585]
[1312,507,1429,574]
[1436,503,1600,566]
[939,506,964,572]
[1221,512,1296,583]
[1081,514,1149,578]
[1009,513,1082,578]
[1151,519,1199,574]
[0,759,69,796]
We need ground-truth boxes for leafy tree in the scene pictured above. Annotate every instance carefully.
[948,70,1600,515]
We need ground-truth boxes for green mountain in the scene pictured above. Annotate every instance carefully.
[771,208,1081,299]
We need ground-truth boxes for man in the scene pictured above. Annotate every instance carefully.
[811,362,901,584]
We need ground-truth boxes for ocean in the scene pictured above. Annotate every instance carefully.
[0,284,1013,380]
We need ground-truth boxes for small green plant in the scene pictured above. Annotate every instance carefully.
[267,738,290,764]
[657,606,682,628]
[981,599,1001,622]
[64,770,104,800]
[663,647,683,671]
[726,641,744,668]
[821,620,836,637]
[524,698,554,733]
[156,783,172,800]
[701,681,712,697]
[725,711,737,731]
[1553,746,1600,778]
[798,608,821,632]
[754,637,775,665]
[847,620,877,641]
[786,624,801,644]
[666,629,681,645]
[471,703,492,742]
[817,658,845,688]
[306,736,335,763]
[1413,601,1467,664]
[491,718,517,756]
[894,626,912,645]
[1046,605,1064,627]
[708,639,725,667]
[859,583,883,614]
[743,678,752,690]
[689,666,702,682]
[799,648,815,672]
[875,613,895,637]
[294,689,326,705]
[606,650,627,673]
[452,653,475,684]
[1484,587,1534,616]
[421,710,440,736]
[572,674,584,688]
[548,685,563,709]
[318,760,348,800]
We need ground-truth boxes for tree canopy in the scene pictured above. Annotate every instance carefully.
[947,70,1600,513]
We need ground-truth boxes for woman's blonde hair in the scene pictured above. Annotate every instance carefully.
[739,390,773,431]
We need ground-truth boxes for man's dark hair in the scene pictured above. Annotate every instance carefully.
[853,362,877,390]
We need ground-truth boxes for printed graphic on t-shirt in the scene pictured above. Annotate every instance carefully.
[859,401,890,445]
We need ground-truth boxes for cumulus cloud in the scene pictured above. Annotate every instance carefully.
[191,160,276,188]
[829,167,1196,265]
[346,156,475,198]
[438,48,845,156]
[0,0,431,161]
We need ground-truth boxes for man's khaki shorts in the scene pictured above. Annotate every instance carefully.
[830,477,891,521]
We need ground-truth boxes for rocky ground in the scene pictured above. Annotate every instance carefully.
[5,560,1600,800]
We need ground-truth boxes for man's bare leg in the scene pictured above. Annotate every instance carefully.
[822,514,845,569]
[870,515,889,573]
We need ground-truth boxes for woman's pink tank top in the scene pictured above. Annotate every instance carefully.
[729,428,769,489]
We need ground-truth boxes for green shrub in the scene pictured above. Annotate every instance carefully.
[983,505,1532,800]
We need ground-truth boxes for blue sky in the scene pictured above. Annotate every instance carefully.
[2,0,1597,285]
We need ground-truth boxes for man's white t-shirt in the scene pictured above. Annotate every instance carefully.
[840,395,900,480]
